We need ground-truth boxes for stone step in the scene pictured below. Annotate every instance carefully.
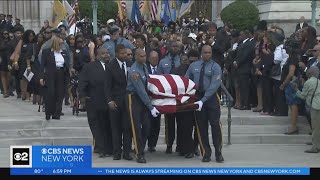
[0,125,311,138]
[0,115,309,130]
[0,133,311,147]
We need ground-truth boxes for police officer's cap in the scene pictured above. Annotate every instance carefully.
[109,25,120,35]
[51,28,61,34]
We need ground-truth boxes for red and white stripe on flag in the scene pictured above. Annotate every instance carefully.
[139,0,144,10]
[148,74,196,113]
[68,0,78,27]
[151,0,158,20]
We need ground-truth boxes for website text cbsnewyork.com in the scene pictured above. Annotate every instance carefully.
[105,168,302,174]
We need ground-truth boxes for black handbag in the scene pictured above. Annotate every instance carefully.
[305,79,319,114]
[270,63,281,76]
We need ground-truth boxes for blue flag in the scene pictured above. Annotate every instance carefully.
[163,0,170,24]
[131,0,142,24]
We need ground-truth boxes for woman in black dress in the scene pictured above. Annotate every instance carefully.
[0,30,12,98]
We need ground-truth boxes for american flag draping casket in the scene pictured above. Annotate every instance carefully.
[147,74,198,113]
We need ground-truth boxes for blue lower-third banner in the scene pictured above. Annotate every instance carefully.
[10,167,310,175]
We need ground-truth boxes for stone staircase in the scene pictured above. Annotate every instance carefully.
[0,97,312,147]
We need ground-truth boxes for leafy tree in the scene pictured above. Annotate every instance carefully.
[220,0,260,30]
[74,0,117,24]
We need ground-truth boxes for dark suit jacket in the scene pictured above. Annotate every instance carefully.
[235,39,255,75]
[302,58,318,80]
[39,48,70,80]
[104,58,132,108]
[79,61,107,111]
[295,22,308,32]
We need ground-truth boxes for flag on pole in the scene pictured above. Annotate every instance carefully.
[67,0,78,28]
[171,0,177,21]
[151,0,158,20]
[131,0,142,23]
[139,0,145,10]
[141,0,150,20]
[179,0,194,18]
[63,0,75,17]
[51,0,67,28]
[117,0,125,21]
[162,0,170,24]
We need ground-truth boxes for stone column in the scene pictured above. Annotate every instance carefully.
[15,0,24,20]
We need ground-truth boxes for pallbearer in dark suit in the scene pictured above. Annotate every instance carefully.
[39,36,70,120]
[105,44,133,161]
[78,48,113,157]
[146,51,161,153]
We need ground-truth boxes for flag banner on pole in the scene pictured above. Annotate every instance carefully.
[131,0,142,23]
[179,0,194,18]
[51,0,67,28]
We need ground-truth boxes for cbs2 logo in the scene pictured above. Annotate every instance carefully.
[14,152,29,161]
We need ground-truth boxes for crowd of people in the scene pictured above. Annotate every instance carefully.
[1,11,320,164]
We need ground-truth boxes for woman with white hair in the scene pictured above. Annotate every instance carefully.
[295,66,320,153]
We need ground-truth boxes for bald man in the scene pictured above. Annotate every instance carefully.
[296,16,308,32]
[79,47,113,158]
[185,45,224,163]
[126,48,160,163]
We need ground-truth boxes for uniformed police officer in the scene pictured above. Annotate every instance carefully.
[185,45,224,163]
[101,25,135,59]
[157,41,182,154]
[127,48,160,163]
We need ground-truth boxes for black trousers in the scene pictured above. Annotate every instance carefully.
[109,98,132,156]
[238,74,250,107]
[147,114,161,148]
[273,79,288,116]
[195,94,222,158]
[45,69,65,117]
[127,93,150,157]
[176,111,194,154]
[261,76,273,113]
[13,70,21,95]
[87,106,113,154]
[165,113,182,150]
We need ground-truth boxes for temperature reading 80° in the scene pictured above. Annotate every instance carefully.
[34,169,43,174]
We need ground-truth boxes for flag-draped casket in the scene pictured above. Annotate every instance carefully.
[148,74,198,113]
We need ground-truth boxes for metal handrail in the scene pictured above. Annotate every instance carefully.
[220,83,234,145]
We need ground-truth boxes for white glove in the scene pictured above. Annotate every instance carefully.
[194,101,203,111]
[151,107,160,117]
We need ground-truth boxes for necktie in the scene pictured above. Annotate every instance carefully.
[198,62,205,93]
[169,56,175,73]
[114,40,117,48]
[152,67,156,74]
[122,62,126,77]
[142,66,148,88]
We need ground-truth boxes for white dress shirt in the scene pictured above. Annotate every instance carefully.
[150,65,157,74]
[116,58,127,77]
[100,61,105,71]
[54,51,64,67]
[242,38,249,44]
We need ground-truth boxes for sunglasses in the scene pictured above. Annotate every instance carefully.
[317,39,320,42]
[3,33,8,35]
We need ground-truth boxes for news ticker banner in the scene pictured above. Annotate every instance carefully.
[9,145,311,175]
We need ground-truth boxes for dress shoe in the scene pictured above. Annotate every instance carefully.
[136,156,146,163]
[175,146,181,153]
[60,112,64,116]
[252,108,262,112]
[202,156,211,162]
[185,153,194,159]
[113,154,121,160]
[194,148,200,156]
[123,154,133,161]
[52,116,60,120]
[284,128,299,135]
[45,115,51,120]
[148,147,156,153]
[216,155,224,163]
[304,148,319,153]
[239,106,251,110]
[65,102,70,106]
[9,92,14,96]
[17,94,21,99]
[178,152,185,156]
[99,153,107,158]
[165,146,172,154]
[306,142,313,145]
